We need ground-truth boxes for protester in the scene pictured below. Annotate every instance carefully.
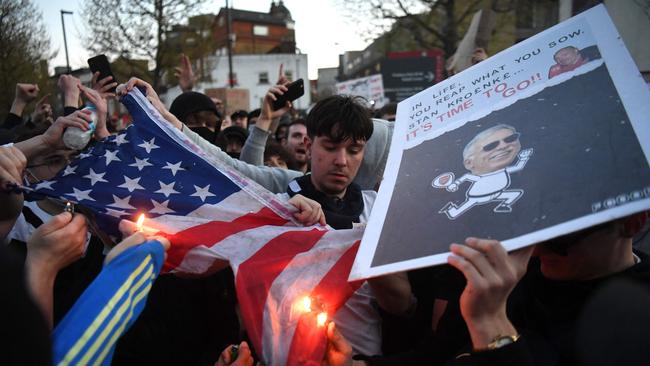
[118,78,408,356]
[231,109,249,129]
[285,119,310,173]
[170,91,222,144]
[248,108,261,130]
[324,212,649,365]
[216,125,249,159]
[263,140,295,170]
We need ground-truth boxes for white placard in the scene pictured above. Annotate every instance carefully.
[350,5,650,281]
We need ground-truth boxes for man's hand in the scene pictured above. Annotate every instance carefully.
[0,145,27,223]
[91,71,117,100]
[78,84,110,139]
[288,194,327,226]
[15,83,40,103]
[30,94,54,125]
[25,211,88,327]
[27,212,88,274]
[277,63,289,85]
[215,342,254,366]
[471,47,488,65]
[58,74,81,108]
[256,83,292,132]
[0,145,26,190]
[447,238,534,350]
[175,54,196,92]
[40,111,92,149]
[11,83,40,116]
[117,77,183,130]
[104,231,171,266]
[322,322,353,366]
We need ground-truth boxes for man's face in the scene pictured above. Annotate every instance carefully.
[533,223,620,281]
[287,124,308,164]
[265,155,288,169]
[27,150,78,182]
[464,128,521,175]
[232,117,247,129]
[211,98,225,115]
[308,135,365,197]
[554,48,581,66]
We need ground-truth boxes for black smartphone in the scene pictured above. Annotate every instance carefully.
[87,54,117,93]
[272,78,304,110]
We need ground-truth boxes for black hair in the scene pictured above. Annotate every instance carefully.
[263,140,297,170]
[305,95,373,142]
[288,118,306,129]
[231,110,248,120]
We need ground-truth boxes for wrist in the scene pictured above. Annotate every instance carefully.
[14,134,49,159]
[64,91,80,108]
[26,253,59,282]
[256,117,273,131]
[10,99,27,116]
[466,312,516,350]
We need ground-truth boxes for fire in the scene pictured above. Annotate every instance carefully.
[136,213,146,232]
[317,312,327,327]
[301,296,312,313]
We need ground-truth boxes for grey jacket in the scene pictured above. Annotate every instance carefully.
[238,118,394,191]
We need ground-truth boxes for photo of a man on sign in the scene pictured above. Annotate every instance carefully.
[433,124,533,220]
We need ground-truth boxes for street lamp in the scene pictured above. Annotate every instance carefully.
[60,10,73,74]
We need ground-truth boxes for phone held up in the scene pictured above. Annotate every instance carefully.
[272,78,304,111]
[87,54,118,93]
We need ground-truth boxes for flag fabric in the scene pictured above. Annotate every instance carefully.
[29,88,364,366]
[52,240,166,366]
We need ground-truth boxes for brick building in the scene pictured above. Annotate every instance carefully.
[213,1,296,55]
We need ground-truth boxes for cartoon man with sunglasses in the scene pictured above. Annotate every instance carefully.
[434,124,533,220]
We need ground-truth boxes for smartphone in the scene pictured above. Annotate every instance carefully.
[87,54,117,93]
[272,78,304,110]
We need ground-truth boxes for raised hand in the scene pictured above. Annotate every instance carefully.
[447,238,534,350]
[91,71,118,99]
[78,84,110,139]
[175,53,197,92]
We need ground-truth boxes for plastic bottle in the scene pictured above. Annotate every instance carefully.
[63,105,97,150]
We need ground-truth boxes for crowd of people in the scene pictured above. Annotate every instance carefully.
[1,50,649,366]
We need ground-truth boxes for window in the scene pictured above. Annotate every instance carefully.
[259,72,269,84]
[253,25,269,36]
[284,70,293,82]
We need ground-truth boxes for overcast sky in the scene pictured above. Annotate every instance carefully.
[35,0,370,79]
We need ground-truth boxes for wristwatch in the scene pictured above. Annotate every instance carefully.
[486,333,520,350]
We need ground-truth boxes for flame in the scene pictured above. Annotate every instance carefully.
[300,296,312,313]
[317,312,327,327]
[136,213,146,231]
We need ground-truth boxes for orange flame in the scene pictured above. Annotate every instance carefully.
[317,312,327,327]
[136,213,146,232]
[300,296,312,313]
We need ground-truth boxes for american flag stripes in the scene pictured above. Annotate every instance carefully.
[29,88,364,365]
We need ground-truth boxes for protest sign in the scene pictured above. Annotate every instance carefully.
[335,74,386,107]
[350,5,650,280]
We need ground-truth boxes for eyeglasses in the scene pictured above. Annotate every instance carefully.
[482,132,520,152]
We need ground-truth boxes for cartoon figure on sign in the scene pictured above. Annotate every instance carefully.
[433,124,533,220]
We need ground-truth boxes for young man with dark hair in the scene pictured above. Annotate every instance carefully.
[123,78,409,357]
[230,110,249,129]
